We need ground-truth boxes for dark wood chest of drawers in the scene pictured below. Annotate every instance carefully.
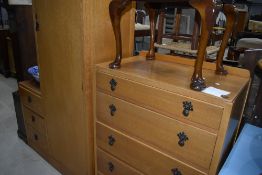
[95,53,250,175]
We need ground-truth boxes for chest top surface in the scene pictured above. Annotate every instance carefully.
[96,54,249,105]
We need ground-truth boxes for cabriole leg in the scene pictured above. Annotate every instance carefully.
[145,3,159,60]
[189,0,216,91]
[216,4,237,75]
[109,0,131,69]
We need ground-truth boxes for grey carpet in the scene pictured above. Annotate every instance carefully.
[0,75,60,175]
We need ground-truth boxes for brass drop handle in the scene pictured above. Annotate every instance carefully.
[108,162,114,172]
[35,13,40,31]
[177,132,188,147]
[108,135,116,146]
[182,101,193,117]
[34,134,38,141]
[109,104,116,116]
[109,79,117,91]
[27,96,32,103]
[31,115,36,122]
[171,168,182,175]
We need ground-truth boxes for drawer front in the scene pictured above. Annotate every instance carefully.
[96,122,206,175]
[96,72,223,130]
[97,92,216,169]
[20,87,43,116]
[23,107,46,134]
[97,148,143,175]
[26,125,48,156]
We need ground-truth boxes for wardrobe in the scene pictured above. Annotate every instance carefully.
[19,0,135,174]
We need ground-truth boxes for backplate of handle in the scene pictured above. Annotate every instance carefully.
[177,132,188,147]
[108,162,114,172]
[108,135,116,146]
[172,168,182,175]
[109,79,117,91]
[182,101,193,117]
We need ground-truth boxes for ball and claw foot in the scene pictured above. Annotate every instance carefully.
[190,77,206,91]
[215,67,228,75]
[146,51,156,60]
[109,61,121,69]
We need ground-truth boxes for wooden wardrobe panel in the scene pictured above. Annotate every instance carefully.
[36,0,87,174]
[34,0,135,174]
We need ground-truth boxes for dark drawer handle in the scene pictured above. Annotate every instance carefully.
[182,101,193,117]
[108,135,115,146]
[108,162,114,172]
[27,96,32,103]
[109,79,117,91]
[177,132,188,147]
[172,168,182,175]
[31,115,36,122]
[109,104,116,116]
[34,134,38,141]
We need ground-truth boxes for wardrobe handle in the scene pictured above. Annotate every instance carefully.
[108,135,115,146]
[109,104,116,116]
[109,79,117,91]
[34,134,38,141]
[35,13,40,31]
[27,96,32,103]
[31,115,36,122]
[108,162,114,172]
[177,132,188,147]
[182,101,193,117]
[171,168,182,175]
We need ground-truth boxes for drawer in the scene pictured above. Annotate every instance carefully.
[96,72,223,130]
[20,86,43,116]
[26,125,48,156]
[96,122,206,175]
[97,148,143,175]
[97,92,217,169]
[23,107,46,134]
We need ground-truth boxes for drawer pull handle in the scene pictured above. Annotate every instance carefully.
[108,162,114,172]
[108,135,116,146]
[34,134,38,141]
[31,115,36,122]
[182,101,193,117]
[109,104,116,116]
[27,96,32,103]
[109,79,117,91]
[171,168,182,175]
[177,132,188,147]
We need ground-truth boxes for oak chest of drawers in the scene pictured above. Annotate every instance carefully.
[19,80,49,158]
[95,53,250,175]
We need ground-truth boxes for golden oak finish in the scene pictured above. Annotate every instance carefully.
[96,56,249,105]
[19,82,43,116]
[19,81,49,161]
[96,122,206,175]
[96,92,217,169]
[97,72,223,131]
[23,107,46,135]
[97,148,143,175]
[31,0,135,174]
[95,54,250,175]
[26,125,49,157]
